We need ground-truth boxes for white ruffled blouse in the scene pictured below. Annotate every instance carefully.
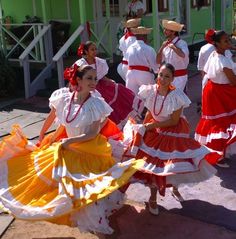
[73,57,109,81]
[138,84,191,122]
[204,51,236,84]
[49,88,113,137]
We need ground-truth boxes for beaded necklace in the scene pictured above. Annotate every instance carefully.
[65,91,91,123]
[153,85,170,117]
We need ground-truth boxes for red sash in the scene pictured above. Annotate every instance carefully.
[174,69,188,77]
[128,65,150,72]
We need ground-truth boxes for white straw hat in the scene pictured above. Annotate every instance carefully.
[162,19,184,32]
[122,18,141,28]
[130,26,153,35]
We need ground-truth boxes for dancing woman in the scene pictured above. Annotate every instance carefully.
[74,41,143,128]
[0,65,143,234]
[123,63,216,215]
[195,31,236,167]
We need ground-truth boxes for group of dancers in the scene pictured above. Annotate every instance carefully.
[0,16,236,236]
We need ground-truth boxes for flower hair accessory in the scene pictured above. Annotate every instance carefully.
[63,64,78,86]
[77,43,85,57]
[205,29,215,44]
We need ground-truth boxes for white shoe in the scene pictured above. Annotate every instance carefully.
[170,187,184,202]
[216,162,230,168]
[148,200,159,215]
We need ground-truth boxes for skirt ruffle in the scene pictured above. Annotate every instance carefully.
[0,125,144,233]
[123,117,216,196]
[195,81,236,164]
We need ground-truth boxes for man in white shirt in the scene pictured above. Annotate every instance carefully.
[117,18,140,82]
[156,19,189,91]
[126,26,159,95]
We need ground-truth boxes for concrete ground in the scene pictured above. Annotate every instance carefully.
[0,72,236,239]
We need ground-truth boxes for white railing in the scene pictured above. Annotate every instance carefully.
[19,25,54,98]
[53,24,84,88]
[89,20,112,58]
[0,23,47,62]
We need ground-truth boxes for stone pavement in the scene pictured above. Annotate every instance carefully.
[0,73,236,239]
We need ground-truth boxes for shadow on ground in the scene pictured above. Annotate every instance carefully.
[218,156,236,193]
[170,199,236,232]
[108,203,236,239]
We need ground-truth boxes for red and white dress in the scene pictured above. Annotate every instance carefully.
[197,44,232,89]
[123,85,216,195]
[74,57,143,128]
[195,51,236,164]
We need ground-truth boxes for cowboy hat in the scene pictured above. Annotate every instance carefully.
[130,26,152,35]
[122,18,141,28]
[162,19,184,32]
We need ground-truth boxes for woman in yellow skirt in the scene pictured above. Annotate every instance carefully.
[0,65,143,234]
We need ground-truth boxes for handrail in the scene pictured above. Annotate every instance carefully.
[53,25,84,62]
[19,25,51,63]
[0,23,46,26]
[53,24,84,89]
[18,24,53,98]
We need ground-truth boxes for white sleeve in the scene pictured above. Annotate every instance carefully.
[197,49,205,71]
[178,41,189,56]
[145,46,159,73]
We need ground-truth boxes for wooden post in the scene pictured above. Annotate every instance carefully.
[79,0,86,24]
[105,0,112,60]
[41,0,48,23]
[152,0,160,50]
[22,56,31,98]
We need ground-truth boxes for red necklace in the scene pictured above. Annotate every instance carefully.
[153,86,170,117]
[66,91,91,123]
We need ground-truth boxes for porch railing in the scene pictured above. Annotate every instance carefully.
[19,25,54,98]
[0,23,47,62]
[53,25,84,88]
[89,20,112,60]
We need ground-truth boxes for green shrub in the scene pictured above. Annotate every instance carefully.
[0,50,17,97]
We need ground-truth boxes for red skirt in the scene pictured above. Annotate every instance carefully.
[96,79,143,128]
[195,81,236,164]
[123,115,213,196]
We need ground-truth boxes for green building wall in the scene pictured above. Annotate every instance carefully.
[1,0,234,51]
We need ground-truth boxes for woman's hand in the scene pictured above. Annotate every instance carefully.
[145,122,156,131]
[61,138,72,150]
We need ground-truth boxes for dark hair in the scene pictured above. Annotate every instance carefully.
[83,41,96,55]
[160,63,175,76]
[76,65,94,79]
[174,31,179,36]
[212,30,227,46]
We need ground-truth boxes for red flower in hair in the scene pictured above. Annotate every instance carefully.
[205,29,215,44]
[63,64,78,86]
[77,43,85,57]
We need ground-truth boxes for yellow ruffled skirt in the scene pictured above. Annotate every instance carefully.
[0,125,144,228]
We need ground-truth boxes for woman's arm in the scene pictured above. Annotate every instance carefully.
[50,124,66,144]
[38,107,56,142]
[223,67,236,86]
[145,108,182,131]
[62,120,102,150]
